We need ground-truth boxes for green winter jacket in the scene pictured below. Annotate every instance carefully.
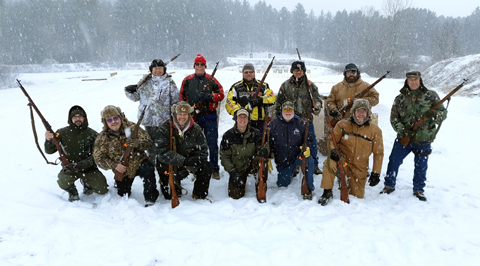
[391,85,447,144]
[275,75,322,120]
[44,105,99,172]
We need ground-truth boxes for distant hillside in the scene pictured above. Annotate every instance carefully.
[423,54,480,96]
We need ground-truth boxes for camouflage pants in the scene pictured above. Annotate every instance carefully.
[57,168,108,194]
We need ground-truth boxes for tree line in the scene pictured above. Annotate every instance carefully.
[1,0,479,77]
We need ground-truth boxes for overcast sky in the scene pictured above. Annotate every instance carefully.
[247,0,479,18]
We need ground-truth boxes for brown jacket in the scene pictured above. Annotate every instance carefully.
[327,78,379,118]
[93,120,152,179]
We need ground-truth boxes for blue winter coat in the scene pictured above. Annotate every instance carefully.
[268,114,312,168]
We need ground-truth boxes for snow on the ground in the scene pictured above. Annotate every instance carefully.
[0,61,479,266]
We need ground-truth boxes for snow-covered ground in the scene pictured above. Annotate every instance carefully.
[1,61,479,265]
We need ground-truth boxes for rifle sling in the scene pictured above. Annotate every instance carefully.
[29,104,58,165]
[432,97,450,140]
[340,128,373,143]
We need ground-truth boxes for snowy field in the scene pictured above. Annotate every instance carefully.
[1,63,479,265]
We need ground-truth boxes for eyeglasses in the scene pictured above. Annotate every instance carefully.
[106,116,119,123]
[72,114,84,119]
[293,69,303,73]
[346,70,357,75]
[283,107,294,112]
[243,71,254,74]
[195,63,205,66]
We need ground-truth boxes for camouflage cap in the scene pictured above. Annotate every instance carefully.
[281,100,295,110]
[171,101,194,114]
[101,105,122,119]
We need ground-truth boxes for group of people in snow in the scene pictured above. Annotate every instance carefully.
[44,54,447,206]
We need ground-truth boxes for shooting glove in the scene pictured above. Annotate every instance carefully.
[425,110,436,119]
[229,170,243,187]
[198,92,213,102]
[62,163,80,175]
[329,109,339,118]
[300,146,311,158]
[183,156,202,167]
[126,138,141,148]
[368,172,380,187]
[258,147,269,158]
[125,84,137,93]
[249,96,263,107]
[330,150,340,162]
[313,108,321,115]
[237,96,249,107]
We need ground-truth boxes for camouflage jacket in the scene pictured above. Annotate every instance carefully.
[93,120,152,178]
[155,117,208,172]
[44,106,98,172]
[125,74,180,126]
[275,75,322,120]
[391,86,447,144]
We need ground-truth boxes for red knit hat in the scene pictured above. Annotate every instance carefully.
[193,54,207,68]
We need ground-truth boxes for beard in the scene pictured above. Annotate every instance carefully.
[346,76,359,83]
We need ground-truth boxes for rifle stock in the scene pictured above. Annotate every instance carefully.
[113,105,148,181]
[326,116,350,204]
[168,119,180,208]
[256,113,270,203]
[399,79,468,147]
[300,117,311,198]
[330,71,390,127]
[16,79,70,166]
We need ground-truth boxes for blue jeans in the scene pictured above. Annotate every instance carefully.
[276,156,315,191]
[384,138,431,193]
[197,119,219,172]
[308,122,319,168]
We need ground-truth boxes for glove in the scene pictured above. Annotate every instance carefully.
[62,163,80,175]
[425,110,436,119]
[330,149,340,162]
[175,168,190,182]
[329,109,339,118]
[249,97,263,107]
[258,147,269,158]
[237,96,249,107]
[198,92,213,102]
[229,170,243,187]
[300,146,310,158]
[369,172,380,187]
[313,108,321,115]
[183,156,202,167]
[125,84,137,93]
[126,138,141,148]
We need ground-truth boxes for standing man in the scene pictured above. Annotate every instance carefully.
[269,101,315,199]
[275,60,323,175]
[225,63,276,132]
[220,108,268,199]
[155,101,211,200]
[381,71,447,201]
[124,59,180,175]
[93,105,159,207]
[326,63,379,120]
[318,99,384,206]
[180,54,224,180]
[44,105,108,202]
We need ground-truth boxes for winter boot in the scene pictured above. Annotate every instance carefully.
[318,189,333,206]
[211,171,220,180]
[380,187,395,194]
[67,187,80,202]
[80,179,94,195]
[413,192,427,202]
[144,201,155,207]
[314,167,322,175]
[293,166,300,177]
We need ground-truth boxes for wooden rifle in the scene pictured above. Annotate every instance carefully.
[193,61,219,120]
[17,79,70,166]
[330,71,390,127]
[326,116,350,204]
[300,116,311,199]
[113,105,148,181]
[399,79,468,147]
[168,119,180,208]
[256,111,271,203]
[252,56,275,99]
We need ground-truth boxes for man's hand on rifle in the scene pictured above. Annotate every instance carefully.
[404,128,416,139]
[62,163,80,175]
[45,131,54,141]
[249,96,263,107]
[330,149,340,162]
[237,96,249,107]
[258,147,269,158]
[300,146,311,158]
[115,163,127,174]
[126,138,141,148]
[125,84,137,93]
[368,172,380,187]
[198,92,213,102]
[329,109,342,119]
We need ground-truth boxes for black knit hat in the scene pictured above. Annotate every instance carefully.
[149,59,166,73]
